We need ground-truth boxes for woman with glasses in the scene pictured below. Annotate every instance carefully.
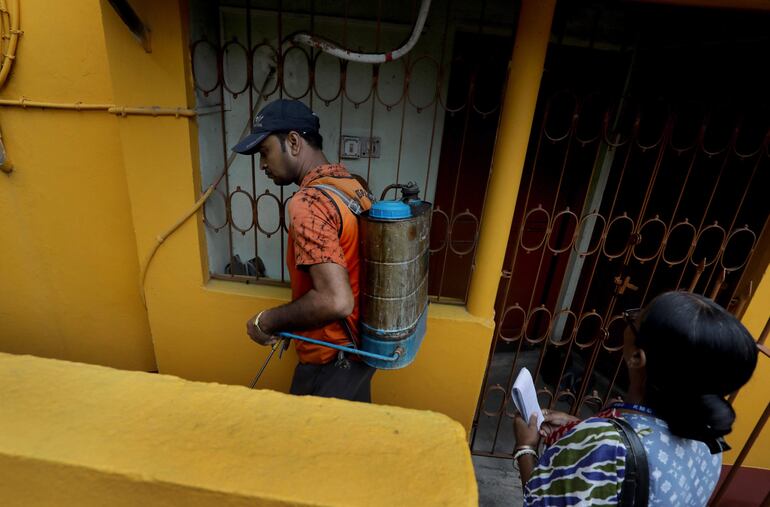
[513,291,758,506]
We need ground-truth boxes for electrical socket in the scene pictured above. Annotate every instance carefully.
[360,137,381,158]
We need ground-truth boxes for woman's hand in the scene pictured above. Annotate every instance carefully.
[538,409,580,438]
[513,413,541,448]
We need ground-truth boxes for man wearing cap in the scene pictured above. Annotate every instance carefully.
[233,99,376,402]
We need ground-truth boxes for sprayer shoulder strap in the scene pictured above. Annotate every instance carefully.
[312,183,365,216]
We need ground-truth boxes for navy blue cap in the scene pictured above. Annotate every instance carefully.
[232,99,320,155]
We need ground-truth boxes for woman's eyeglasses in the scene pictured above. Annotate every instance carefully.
[623,308,641,340]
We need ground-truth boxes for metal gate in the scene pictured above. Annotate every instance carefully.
[470,1,770,458]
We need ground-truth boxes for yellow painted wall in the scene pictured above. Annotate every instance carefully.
[2,1,765,475]
[0,352,477,506]
[0,0,155,371]
[724,265,770,469]
[98,0,494,433]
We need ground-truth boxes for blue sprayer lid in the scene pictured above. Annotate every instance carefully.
[369,200,412,220]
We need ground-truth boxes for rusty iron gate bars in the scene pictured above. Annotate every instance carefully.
[470,98,767,455]
[485,90,583,453]
[473,97,648,446]
[546,103,642,416]
[334,0,349,164]
[425,0,488,303]
[599,110,702,408]
[539,92,661,416]
[636,111,708,305]
[456,0,508,306]
[471,91,592,452]
[673,120,738,292]
[219,39,237,279]
[363,0,382,184]
[430,0,494,302]
[527,92,609,402]
[246,0,259,280]
[725,136,770,314]
[420,0,452,202]
[595,120,768,410]
[469,91,570,450]
[697,119,763,296]
[458,5,520,307]
[543,101,653,414]
[686,119,744,295]
[277,0,286,282]
[469,87,553,452]
[732,202,770,319]
[702,129,768,298]
[575,113,675,414]
[188,33,244,277]
[577,109,674,411]
[389,0,414,191]
[433,71,475,301]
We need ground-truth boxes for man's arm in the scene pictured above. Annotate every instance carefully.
[246,262,354,344]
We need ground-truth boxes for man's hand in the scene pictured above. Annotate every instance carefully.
[243,263,353,348]
[538,409,580,438]
[246,312,280,346]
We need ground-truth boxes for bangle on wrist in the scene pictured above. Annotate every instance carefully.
[513,448,538,461]
[254,311,269,335]
[515,445,536,452]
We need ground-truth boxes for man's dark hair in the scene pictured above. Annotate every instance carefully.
[274,130,323,151]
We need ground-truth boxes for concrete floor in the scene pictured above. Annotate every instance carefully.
[473,455,524,506]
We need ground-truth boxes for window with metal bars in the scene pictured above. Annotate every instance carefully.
[188,0,520,303]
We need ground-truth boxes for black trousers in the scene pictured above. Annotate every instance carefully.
[289,359,376,402]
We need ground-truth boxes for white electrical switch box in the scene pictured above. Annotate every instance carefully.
[341,136,360,159]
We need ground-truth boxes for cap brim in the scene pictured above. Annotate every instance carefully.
[232,131,269,155]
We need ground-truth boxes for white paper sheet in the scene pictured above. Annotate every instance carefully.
[511,367,544,429]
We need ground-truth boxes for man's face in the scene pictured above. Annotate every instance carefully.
[257,134,295,186]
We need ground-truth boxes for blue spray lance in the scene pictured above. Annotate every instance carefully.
[249,183,431,388]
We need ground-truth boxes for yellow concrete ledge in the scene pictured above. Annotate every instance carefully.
[0,353,477,506]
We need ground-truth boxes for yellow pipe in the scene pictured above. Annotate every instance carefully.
[0,0,20,88]
[0,98,195,117]
[466,0,557,319]
[107,106,196,118]
[139,182,217,305]
[0,124,11,173]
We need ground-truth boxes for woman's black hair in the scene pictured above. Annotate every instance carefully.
[637,291,757,449]
[273,129,323,151]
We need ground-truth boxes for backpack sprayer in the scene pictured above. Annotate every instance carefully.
[249,182,431,387]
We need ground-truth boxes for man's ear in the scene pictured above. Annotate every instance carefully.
[287,131,302,156]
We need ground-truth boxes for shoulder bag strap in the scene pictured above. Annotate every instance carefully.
[608,417,649,507]
[304,183,363,352]
[311,183,364,216]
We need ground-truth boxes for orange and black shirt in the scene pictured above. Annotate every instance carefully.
[286,164,371,364]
